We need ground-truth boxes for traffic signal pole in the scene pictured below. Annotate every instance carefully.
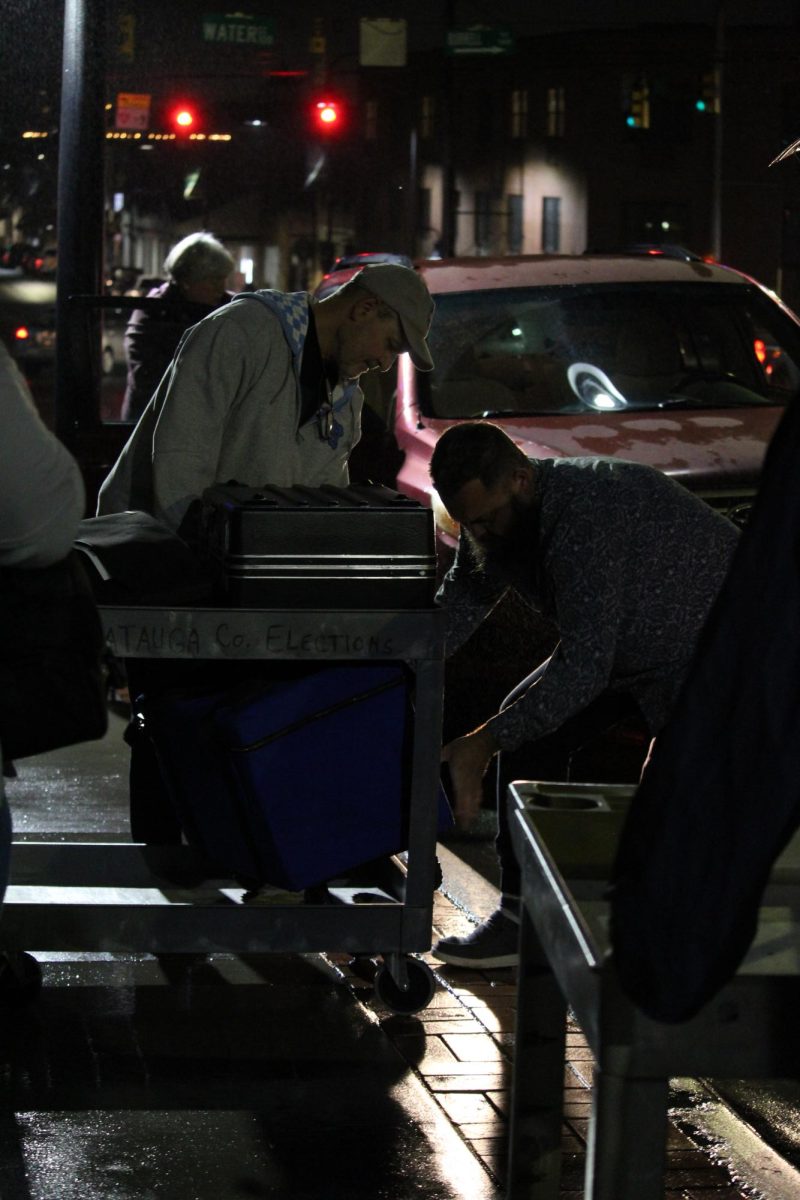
[710,3,725,262]
[407,125,419,259]
[439,0,455,258]
[55,0,106,445]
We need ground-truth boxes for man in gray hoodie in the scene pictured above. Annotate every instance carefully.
[98,264,435,531]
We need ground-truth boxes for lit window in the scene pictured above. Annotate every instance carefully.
[511,88,528,139]
[546,86,565,137]
[475,191,492,252]
[507,194,523,253]
[542,196,561,253]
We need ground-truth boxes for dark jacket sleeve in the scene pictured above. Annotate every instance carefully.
[122,306,175,422]
[122,288,232,423]
[435,532,510,656]
[486,508,625,750]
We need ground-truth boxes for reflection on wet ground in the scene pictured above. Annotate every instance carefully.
[0,950,498,1200]
[2,712,500,1200]
[4,707,789,1199]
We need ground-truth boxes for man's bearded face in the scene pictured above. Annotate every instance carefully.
[464,491,535,573]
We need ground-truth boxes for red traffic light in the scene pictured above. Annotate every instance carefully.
[313,98,341,133]
[168,103,198,135]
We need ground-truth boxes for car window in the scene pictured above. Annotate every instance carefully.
[419,283,800,418]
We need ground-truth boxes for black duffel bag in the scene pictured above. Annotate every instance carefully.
[73,509,214,604]
[0,550,108,761]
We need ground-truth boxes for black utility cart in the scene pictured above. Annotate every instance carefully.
[1,603,445,1015]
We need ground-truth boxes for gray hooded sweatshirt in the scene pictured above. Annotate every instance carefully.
[97,290,363,530]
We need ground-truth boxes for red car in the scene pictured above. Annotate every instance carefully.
[390,255,793,549]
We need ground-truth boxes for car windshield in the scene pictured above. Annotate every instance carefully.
[418,282,800,418]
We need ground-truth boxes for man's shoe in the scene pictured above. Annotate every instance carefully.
[431,906,520,968]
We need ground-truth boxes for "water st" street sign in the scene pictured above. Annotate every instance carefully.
[201,14,275,45]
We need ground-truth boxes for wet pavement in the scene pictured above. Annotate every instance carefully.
[1,708,797,1198]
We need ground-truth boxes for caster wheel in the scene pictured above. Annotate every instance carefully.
[0,951,43,1007]
[374,957,436,1014]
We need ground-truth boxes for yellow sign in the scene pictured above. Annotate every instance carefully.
[116,93,151,131]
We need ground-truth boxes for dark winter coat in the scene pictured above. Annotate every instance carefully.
[122,281,232,421]
[611,396,800,1022]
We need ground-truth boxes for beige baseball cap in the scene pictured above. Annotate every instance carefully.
[352,264,435,371]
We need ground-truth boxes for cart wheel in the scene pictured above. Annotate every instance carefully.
[0,951,43,1007]
[374,957,436,1014]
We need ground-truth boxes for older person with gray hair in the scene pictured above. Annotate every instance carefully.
[122,231,235,422]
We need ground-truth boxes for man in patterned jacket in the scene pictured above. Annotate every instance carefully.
[429,420,738,968]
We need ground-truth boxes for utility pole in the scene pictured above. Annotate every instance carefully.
[710,2,725,261]
[408,125,419,258]
[55,0,106,444]
[439,0,455,258]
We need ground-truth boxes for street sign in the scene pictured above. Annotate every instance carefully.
[445,25,515,55]
[201,13,275,46]
[115,93,151,131]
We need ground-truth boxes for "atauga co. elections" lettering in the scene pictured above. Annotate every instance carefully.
[104,620,395,658]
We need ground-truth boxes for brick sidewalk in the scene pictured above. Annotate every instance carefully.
[332,890,752,1199]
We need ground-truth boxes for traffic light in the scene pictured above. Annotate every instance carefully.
[312,98,342,135]
[625,80,650,129]
[168,101,199,136]
[696,69,720,115]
